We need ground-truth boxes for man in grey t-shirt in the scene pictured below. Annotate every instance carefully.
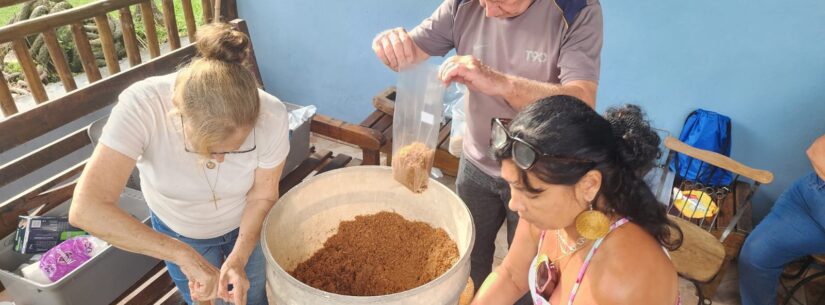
[372,0,603,295]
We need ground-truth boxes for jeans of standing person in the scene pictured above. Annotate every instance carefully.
[456,156,531,304]
[739,171,825,305]
[150,214,268,305]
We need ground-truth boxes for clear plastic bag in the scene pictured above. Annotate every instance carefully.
[448,84,467,158]
[392,63,446,193]
[442,82,464,119]
[288,105,316,130]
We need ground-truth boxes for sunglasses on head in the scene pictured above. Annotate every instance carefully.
[491,118,593,170]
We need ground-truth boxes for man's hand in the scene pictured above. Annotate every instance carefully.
[372,28,424,72]
[807,134,825,180]
[438,55,507,98]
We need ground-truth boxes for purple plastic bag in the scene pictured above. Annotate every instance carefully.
[39,237,95,282]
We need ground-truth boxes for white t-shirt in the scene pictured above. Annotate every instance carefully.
[100,73,290,239]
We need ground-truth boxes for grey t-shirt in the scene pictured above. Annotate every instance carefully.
[410,0,603,177]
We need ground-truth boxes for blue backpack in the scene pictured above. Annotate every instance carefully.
[669,109,734,186]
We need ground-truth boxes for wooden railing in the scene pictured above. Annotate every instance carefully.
[0,0,234,117]
[0,0,241,236]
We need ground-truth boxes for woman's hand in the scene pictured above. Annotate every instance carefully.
[218,255,250,305]
[177,249,221,301]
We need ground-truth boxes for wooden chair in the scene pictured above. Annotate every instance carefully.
[654,136,774,305]
[782,254,825,305]
[361,86,460,176]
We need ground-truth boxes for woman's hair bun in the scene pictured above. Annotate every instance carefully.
[196,22,249,64]
[605,104,661,175]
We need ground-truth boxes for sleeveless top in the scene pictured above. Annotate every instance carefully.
[527,218,681,305]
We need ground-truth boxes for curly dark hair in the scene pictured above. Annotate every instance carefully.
[493,95,682,250]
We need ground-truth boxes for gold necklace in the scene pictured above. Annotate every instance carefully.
[200,161,221,210]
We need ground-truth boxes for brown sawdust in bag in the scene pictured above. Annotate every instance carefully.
[393,142,435,193]
[290,212,459,296]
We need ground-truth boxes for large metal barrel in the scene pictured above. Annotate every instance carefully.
[262,166,475,305]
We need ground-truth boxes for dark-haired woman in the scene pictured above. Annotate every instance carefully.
[471,96,682,305]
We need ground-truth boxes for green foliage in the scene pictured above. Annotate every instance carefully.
[4,61,21,74]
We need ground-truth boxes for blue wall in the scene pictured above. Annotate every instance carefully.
[239,1,442,123]
[596,1,825,220]
[240,1,825,221]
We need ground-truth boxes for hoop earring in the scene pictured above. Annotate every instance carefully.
[575,201,610,240]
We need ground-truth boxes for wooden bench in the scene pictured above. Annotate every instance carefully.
[362,86,460,177]
[0,0,381,303]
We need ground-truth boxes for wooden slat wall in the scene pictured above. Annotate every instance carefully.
[201,0,214,23]
[0,0,36,7]
[0,76,16,116]
[0,0,228,118]
[209,0,236,25]
[182,0,198,41]
[161,0,180,50]
[42,28,78,91]
[70,22,103,83]
[119,7,142,67]
[139,2,161,59]
[0,0,145,42]
[0,43,198,152]
[12,38,48,103]
[94,15,121,75]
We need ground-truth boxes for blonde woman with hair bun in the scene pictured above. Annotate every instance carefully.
[70,23,289,305]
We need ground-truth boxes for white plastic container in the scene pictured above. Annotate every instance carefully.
[262,166,474,305]
[0,188,159,305]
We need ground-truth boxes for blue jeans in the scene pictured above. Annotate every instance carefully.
[151,214,268,305]
[739,171,825,305]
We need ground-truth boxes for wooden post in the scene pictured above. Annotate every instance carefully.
[362,149,380,166]
[70,22,102,83]
[161,0,180,50]
[42,28,78,92]
[224,0,237,19]
[213,0,222,22]
[119,7,142,67]
[139,1,161,58]
[12,39,48,104]
[181,0,197,41]
[0,77,17,117]
[93,15,120,76]
[201,0,213,23]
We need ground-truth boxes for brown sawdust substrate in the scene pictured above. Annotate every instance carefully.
[290,212,459,296]
[393,142,435,193]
